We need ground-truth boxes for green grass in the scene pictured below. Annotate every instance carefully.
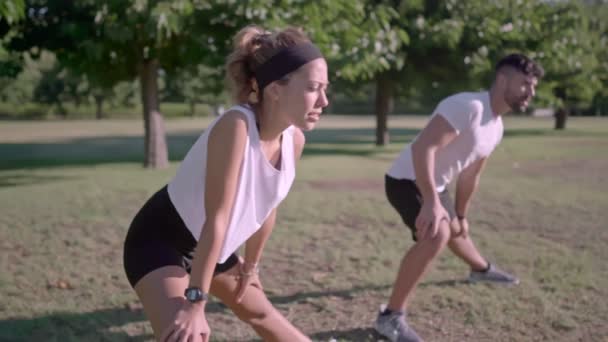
[1,115,607,341]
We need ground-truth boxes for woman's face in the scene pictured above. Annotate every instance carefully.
[273,58,329,131]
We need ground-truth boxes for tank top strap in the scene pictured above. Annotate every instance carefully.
[230,104,258,138]
[281,126,295,164]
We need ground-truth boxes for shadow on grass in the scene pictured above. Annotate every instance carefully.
[302,146,378,157]
[304,128,419,145]
[267,284,392,305]
[0,302,235,342]
[419,279,471,288]
[0,128,418,171]
[1,125,580,172]
[0,280,472,342]
[0,307,152,342]
[504,128,551,137]
[241,328,382,342]
[503,127,607,138]
[0,133,198,171]
[0,173,78,188]
[310,327,381,341]
[271,276,473,298]
[265,279,471,307]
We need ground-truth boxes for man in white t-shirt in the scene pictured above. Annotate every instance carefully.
[375,54,544,342]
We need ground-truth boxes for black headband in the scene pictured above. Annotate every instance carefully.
[254,42,323,91]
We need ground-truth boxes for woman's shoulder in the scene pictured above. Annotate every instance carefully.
[209,109,251,139]
[216,104,256,128]
[222,104,254,121]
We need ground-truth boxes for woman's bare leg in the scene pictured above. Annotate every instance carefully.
[210,263,310,342]
[133,266,194,341]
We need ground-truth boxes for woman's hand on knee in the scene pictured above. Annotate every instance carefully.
[160,301,210,342]
[236,261,263,304]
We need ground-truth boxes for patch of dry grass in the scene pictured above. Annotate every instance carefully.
[1,116,606,341]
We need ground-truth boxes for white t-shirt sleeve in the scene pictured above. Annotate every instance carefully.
[433,96,480,134]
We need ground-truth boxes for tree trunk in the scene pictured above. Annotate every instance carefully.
[94,95,104,120]
[554,107,568,130]
[139,58,169,169]
[375,72,394,146]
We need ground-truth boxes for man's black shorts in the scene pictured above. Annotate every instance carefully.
[385,174,456,241]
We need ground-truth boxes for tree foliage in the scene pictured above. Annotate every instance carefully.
[9,0,250,168]
[2,0,606,156]
[447,0,604,128]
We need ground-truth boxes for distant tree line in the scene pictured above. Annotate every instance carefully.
[1,0,606,168]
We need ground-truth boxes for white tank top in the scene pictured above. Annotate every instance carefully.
[167,104,296,262]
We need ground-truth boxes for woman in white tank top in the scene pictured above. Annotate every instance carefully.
[123,25,329,342]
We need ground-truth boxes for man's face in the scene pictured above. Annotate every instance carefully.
[503,71,538,112]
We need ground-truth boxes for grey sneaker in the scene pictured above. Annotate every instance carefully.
[374,309,422,342]
[468,263,519,285]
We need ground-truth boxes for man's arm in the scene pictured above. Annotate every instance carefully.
[455,157,488,218]
[411,114,458,238]
[412,115,458,202]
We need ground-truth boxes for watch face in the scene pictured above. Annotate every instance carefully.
[185,288,202,302]
[185,287,208,302]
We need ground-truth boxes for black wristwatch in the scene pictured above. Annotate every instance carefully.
[184,287,209,303]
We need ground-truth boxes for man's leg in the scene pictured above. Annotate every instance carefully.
[375,221,451,342]
[447,218,488,271]
[386,220,451,312]
[448,219,519,284]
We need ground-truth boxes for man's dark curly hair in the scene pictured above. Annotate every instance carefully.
[495,53,544,78]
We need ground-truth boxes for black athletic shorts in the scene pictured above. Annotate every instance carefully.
[385,174,456,241]
[123,185,238,288]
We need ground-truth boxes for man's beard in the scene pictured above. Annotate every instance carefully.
[507,94,530,112]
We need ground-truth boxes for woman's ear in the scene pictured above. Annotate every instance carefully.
[248,79,260,104]
[265,82,281,102]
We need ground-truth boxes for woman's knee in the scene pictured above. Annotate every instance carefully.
[211,271,277,327]
[211,269,308,341]
[219,288,276,326]
[133,266,189,338]
[234,302,277,327]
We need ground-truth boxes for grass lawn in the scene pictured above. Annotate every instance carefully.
[1,115,607,341]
